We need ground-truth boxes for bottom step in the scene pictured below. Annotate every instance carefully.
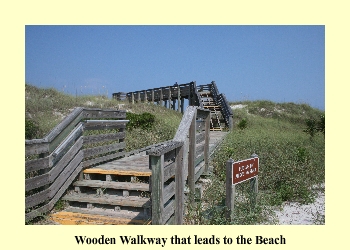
[50,211,151,225]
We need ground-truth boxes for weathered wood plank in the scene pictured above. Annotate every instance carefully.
[25,189,50,209]
[49,151,84,198]
[163,181,175,204]
[173,106,197,142]
[50,211,150,225]
[25,156,51,174]
[150,154,164,224]
[25,142,50,156]
[82,151,125,168]
[146,141,183,156]
[83,167,151,177]
[83,142,126,158]
[188,111,196,196]
[50,137,83,181]
[83,123,126,131]
[163,162,175,183]
[82,109,126,119]
[83,132,125,145]
[25,162,84,222]
[25,172,50,191]
[73,180,149,191]
[175,145,184,224]
[162,199,175,224]
[63,193,150,208]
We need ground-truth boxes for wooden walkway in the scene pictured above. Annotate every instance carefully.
[50,131,228,225]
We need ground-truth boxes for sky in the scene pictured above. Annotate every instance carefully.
[25,25,325,110]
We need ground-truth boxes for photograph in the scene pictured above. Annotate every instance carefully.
[25,25,325,226]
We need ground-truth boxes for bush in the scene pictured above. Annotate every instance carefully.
[126,112,156,130]
[25,120,40,139]
[304,115,325,137]
[237,118,248,130]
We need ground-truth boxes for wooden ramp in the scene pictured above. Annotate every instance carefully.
[50,132,228,225]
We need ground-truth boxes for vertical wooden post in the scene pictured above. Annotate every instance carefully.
[177,85,181,112]
[131,92,135,104]
[226,158,235,221]
[160,88,164,107]
[175,145,184,225]
[188,110,196,198]
[137,91,141,103]
[168,86,171,109]
[250,153,258,207]
[181,98,184,114]
[149,154,164,225]
[204,110,210,173]
[151,89,155,104]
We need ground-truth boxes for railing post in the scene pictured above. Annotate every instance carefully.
[168,86,172,109]
[226,158,235,221]
[137,91,141,103]
[131,92,135,104]
[175,145,184,224]
[204,110,210,173]
[177,84,181,113]
[188,109,196,199]
[160,88,164,107]
[250,153,259,207]
[149,154,164,225]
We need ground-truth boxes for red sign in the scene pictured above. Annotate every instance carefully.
[232,157,259,184]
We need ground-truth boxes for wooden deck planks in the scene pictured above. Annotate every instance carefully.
[50,211,150,225]
[63,193,151,208]
[73,180,149,191]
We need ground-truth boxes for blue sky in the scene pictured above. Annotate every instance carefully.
[25,25,325,110]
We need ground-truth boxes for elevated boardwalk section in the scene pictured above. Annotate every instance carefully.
[113,81,233,131]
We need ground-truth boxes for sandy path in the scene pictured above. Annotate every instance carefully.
[273,184,325,225]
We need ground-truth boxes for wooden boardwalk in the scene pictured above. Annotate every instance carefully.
[50,131,228,225]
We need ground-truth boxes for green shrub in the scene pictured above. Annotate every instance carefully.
[126,112,156,130]
[304,115,325,137]
[25,119,40,139]
[237,118,248,130]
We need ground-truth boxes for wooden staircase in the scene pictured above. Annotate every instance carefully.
[50,154,152,225]
[197,89,224,131]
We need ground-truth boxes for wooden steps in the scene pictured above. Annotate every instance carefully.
[198,87,224,131]
[73,180,149,191]
[63,193,151,208]
[50,211,151,225]
[50,153,152,225]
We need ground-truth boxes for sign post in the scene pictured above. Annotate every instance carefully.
[226,154,259,221]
